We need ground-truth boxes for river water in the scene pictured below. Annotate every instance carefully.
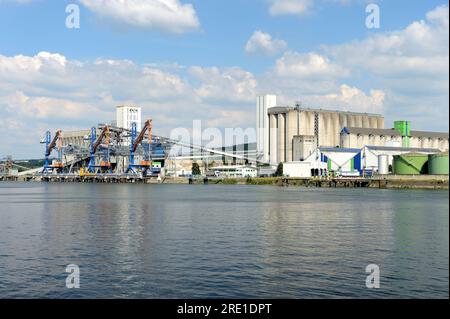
[0,182,448,299]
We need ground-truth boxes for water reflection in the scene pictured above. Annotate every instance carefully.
[0,182,448,298]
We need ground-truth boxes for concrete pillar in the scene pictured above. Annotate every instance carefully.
[269,114,278,164]
[355,115,363,127]
[348,115,355,128]
[320,113,333,147]
[305,111,313,135]
[340,114,348,130]
[331,113,340,147]
[285,111,295,162]
[363,115,370,128]
[277,113,286,163]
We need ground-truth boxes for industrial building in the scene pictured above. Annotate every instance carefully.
[256,95,385,164]
[254,95,449,178]
[38,103,264,178]
[283,145,448,178]
[116,105,142,132]
[267,106,384,164]
[341,127,449,151]
[212,165,258,178]
[39,104,172,176]
[25,96,448,180]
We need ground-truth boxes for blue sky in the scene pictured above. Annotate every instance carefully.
[1,1,444,68]
[0,0,449,158]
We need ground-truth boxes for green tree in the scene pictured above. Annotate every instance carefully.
[192,163,201,176]
[275,162,284,177]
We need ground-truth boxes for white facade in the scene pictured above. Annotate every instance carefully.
[256,95,277,163]
[283,162,312,178]
[116,105,142,131]
[293,135,317,161]
[304,148,361,173]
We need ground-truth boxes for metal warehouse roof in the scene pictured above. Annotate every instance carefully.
[319,147,361,153]
[410,131,449,139]
[342,127,449,139]
[267,107,383,117]
[364,146,441,153]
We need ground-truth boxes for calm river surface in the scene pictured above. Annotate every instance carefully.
[0,182,448,299]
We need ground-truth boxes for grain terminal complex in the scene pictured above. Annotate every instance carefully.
[4,94,448,181]
[257,94,449,177]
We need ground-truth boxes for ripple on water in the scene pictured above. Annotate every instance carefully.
[0,183,448,298]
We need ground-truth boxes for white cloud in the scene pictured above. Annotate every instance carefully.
[2,90,99,120]
[274,51,350,79]
[326,5,449,80]
[79,0,200,34]
[269,0,313,16]
[189,66,258,104]
[0,52,260,157]
[0,5,448,157]
[323,5,449,128]
[245,31,287,56]
[303,85,385,113]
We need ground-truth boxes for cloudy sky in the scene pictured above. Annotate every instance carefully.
[0,0,448,158]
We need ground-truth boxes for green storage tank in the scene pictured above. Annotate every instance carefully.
[428,152,449,175]
[393,153,429,175]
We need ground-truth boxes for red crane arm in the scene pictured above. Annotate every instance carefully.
[93,126,110,154]
[46,130,62,157]
[132,120,153,152]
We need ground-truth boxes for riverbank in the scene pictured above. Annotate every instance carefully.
[211,175,449,190]
[2,174,448,190]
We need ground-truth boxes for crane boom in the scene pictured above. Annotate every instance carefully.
[132,120,152,152]
[93,126,110,154]
[46,130,62,157]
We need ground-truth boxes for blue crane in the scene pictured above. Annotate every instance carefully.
[88,126,112,173]
[127,119,153,174]
[41,130,63,174]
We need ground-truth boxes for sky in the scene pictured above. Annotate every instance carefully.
[0,0,448,158]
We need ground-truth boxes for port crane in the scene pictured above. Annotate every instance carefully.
[41,130,63,174]
[88,125,112,173]
[127,119,153,174]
